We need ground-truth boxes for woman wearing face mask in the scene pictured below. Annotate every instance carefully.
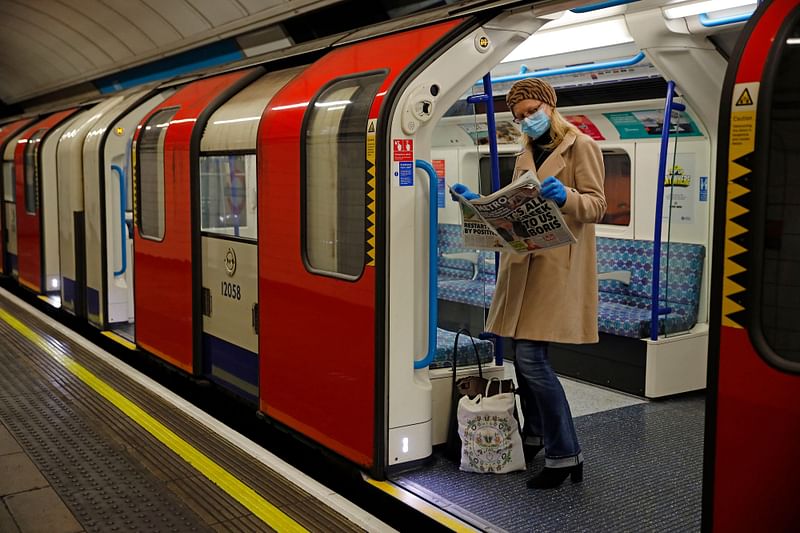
[452,78,606,489]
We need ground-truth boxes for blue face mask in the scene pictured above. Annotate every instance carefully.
[520,109,550,140]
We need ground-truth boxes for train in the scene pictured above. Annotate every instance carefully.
[0,0,797,530]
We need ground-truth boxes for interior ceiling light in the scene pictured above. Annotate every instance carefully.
[501,17,634,63]
[663,0,756,19]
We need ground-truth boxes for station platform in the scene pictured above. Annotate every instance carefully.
[0,289,391,533]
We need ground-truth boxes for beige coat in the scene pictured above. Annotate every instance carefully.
[485,131,606,344]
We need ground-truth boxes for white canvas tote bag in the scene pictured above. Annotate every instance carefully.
[457,379,525,473]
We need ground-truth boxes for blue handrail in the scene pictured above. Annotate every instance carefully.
[699,11,753,27]
[414,159,439,369]
[650,82,685,340]
[478,52,646,86]
[111,164,127,277]
[571,0,639,13]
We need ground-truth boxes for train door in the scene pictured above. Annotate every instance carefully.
[82,89,170,339]
[2,132,24,277]
[705,0,800,529]
[16,108,78,294]
[197,69,301,401]
[133,68,261,373]
[0,119,32,276]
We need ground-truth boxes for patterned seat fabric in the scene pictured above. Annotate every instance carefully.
[596,237,705,338]
[437,224,496,308]
[430,327,495,370]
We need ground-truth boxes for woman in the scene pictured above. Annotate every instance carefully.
[453,78,606,489]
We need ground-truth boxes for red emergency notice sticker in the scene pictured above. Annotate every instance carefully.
[393,139,413,162]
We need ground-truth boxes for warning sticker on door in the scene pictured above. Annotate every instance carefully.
[393,139,414,162]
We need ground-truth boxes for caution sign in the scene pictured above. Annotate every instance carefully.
[722,82,759,328]
[365,119,377,266]
[730,82,759,159]
[735,88,753,106]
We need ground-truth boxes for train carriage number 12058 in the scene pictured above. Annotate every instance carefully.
[221,281,241,300]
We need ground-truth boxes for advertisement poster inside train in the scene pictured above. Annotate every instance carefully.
[604,109,703,139]
[459,120,521,145]
[564,115,605,140]
[663,153,696,225]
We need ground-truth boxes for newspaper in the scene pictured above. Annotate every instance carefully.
[451,170,576,254]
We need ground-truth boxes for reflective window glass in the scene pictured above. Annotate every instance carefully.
[601,150,631,226]
[200,154,257,240]
[137,108,177,240]
[3,162,14,202]
[760,17,800,366]
[24,130,45,214]
[304,73,385,277]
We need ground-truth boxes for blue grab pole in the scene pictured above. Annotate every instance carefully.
[111,164,127,277]
[414,159,439,369]
[650,81,681,340]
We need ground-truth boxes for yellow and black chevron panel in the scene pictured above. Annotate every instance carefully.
[722,82,759,328]
[365,119,377,266]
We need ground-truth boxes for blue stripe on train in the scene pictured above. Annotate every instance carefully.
[202,334,258,403]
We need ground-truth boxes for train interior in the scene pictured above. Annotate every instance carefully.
[382,0,752,528]
[0,0,775,530]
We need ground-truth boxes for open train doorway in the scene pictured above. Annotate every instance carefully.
[374,0,756,530]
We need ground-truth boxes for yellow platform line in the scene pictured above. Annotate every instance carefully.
[0,308,307,533]
[101,330,137,351]
[363,476,480,532]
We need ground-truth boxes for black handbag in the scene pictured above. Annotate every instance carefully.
[444,329,515,461]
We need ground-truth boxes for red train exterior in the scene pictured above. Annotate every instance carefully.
[0,118,32,274]
[132,69,260,372]
[258,20,460,467]
[705,0,800,530]
[14,109,78,292]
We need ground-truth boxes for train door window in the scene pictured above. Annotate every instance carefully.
[136,108,178,241]
[758,15,800,368]
[3,161,13,201]
[303,72,386,278]
[199,153,257,240]
[601,149,631,226]
[24,129,46,214]
[479,155,516,193]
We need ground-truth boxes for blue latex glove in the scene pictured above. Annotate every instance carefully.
[540,176,567,207]
[450,182,480,201]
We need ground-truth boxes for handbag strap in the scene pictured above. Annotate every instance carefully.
[451,328,483,388]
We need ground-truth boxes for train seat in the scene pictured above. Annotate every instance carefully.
[596,237,706,338]
[437,223,495,308]
[430,327,494,370]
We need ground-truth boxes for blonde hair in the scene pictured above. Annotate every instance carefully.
[523,107,580,153]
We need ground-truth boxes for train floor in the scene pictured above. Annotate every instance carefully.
[392,368,705,532]
[0,288,391,533]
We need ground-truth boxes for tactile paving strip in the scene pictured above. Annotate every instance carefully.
[0,296,364,532]
[0,326,212,532]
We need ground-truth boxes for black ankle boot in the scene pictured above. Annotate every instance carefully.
[523,444,543,462]
[526,463,583,489]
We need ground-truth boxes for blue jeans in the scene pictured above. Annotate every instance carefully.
[513,340,583,468]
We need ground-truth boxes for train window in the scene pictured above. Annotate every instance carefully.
[199,154,257,240]
[3,162,13,202]
[24,129,45,214]
[758,15,800,367]
[303,72,386,278]
[601,150,631,226]
[479,155,515,193]
[137,108,178,241]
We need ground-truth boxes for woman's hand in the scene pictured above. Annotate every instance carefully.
[540,176,567,207]
[450,183,480,200]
